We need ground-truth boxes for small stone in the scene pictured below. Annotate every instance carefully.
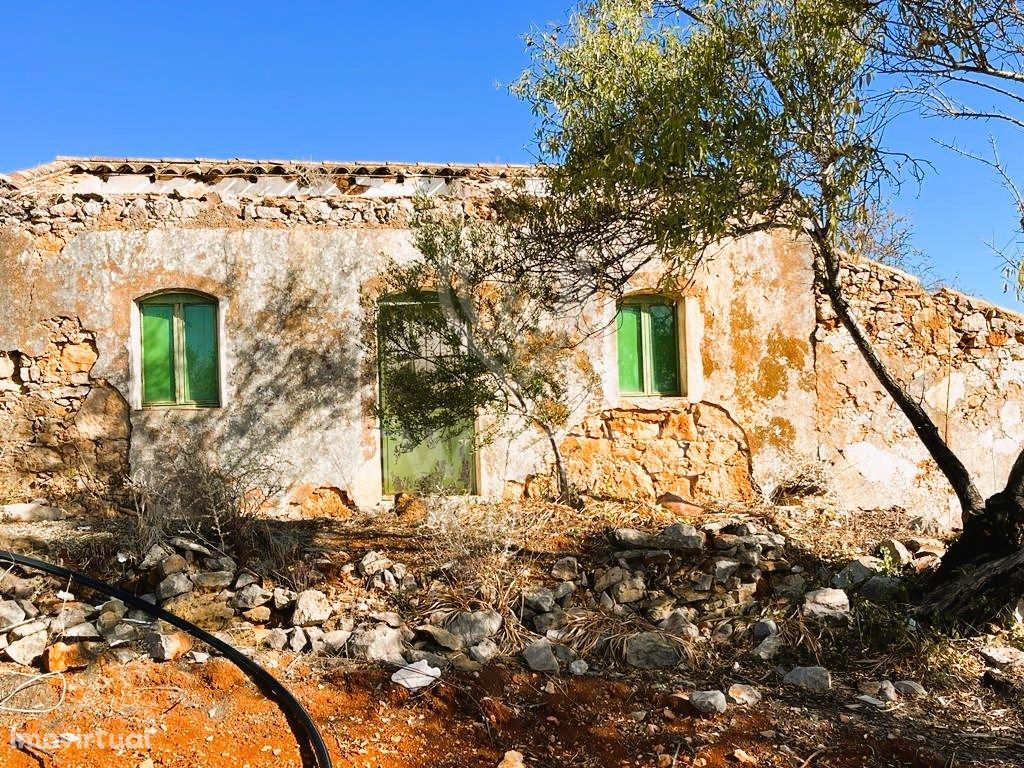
[594,566,629,593]
[856,694,886,707]
[370,611,403,628]
[751,619,778,642]
[243,606,271,623]
[751,634,783,660]
[802,588,850,623]
[611,574,646,604]
[728,684,762,705]
[877,539,912,568]
[858,575,902,602]
[569,659,589,675]
[522,639,559,673]
[832,556,883,590]
[263,628,288,650]
[521,587,556,613]
[360,550,394,576]
[10,620,47,639]
[139,543,172,570]
[350,624,406,665]
[101,622,139,647]
[979,645,1024,669]
[783,666,831,692]
[292,590,332,626]
[658,609,700,639]
[713,559,741,583]
[690,690,727,714]
[417,624,464,651]
[319,630,352,654]
[551,557,579,580]
[659,523,705,552]
[533,607,566,634]
[193,571,235,590]
[204,556,237,572]
[445,610,502,646]
[156,573,193,601]
[0,600,26,630]
[44,641,101,672]
[894,680,927,697]
[231,583,271,610]
[623,632,682,669]
[146,631,192,662]
[5,631,47,665]
[61,622,101,639]
[234,571,260,590]
[288,627,308,653]
[167,537,211,556]
[157,553,188,579]
[272,587,296,610]
[469,638,499,663]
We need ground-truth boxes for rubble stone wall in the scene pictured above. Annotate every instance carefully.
[561,404,753,503]
[0,317,129,505]
[1,165,1023,523]
[817,258,1024,525]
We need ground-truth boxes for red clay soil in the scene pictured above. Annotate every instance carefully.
[0,656,1009,768]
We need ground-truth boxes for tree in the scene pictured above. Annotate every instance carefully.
[370,205,597,501]
[510,0,1024,622]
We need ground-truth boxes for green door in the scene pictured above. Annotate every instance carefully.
[379,299,476,495]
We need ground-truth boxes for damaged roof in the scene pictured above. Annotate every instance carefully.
[3,156,537,196]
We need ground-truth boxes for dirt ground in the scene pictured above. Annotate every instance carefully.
[0,653,1020,768]
[0,502,1021,768]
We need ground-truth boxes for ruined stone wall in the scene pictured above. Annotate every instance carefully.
[817,258,1024,525]
[0,182,524,512]
[0,317,129,506]
[3,168,1023,523]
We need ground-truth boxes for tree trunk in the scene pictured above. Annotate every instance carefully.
[915,546,1024,628]
[540,423,573,504]
[813,238,986,520]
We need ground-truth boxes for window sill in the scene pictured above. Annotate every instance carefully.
[616,394,692,409]
[135,404,223,412]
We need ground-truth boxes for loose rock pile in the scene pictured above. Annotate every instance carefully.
[0,515,949,698]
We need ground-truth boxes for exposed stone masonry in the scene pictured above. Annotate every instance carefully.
[0,317,128,504]
[561,404,753,504]
[817,257,1024,516]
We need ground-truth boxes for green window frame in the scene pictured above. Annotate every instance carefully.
[616,297,682,396]
[139,292,220,407]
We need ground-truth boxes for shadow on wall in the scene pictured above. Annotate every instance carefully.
[133,264,366,507]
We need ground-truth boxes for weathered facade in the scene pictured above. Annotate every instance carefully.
[0,157,1021,525]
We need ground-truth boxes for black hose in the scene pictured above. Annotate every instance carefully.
[0,549,332,768]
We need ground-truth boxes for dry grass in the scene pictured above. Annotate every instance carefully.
[125,440,286,562]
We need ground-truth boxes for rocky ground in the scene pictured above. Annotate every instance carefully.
[0,498,1021,766]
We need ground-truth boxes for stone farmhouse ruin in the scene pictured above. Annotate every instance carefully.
[1,157,1022,526]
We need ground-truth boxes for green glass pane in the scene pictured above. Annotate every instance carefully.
[649,303,680,394]
[379,297,475,494]
[141,305,175,404]
[616,306,643,394]
[183,303,219,404]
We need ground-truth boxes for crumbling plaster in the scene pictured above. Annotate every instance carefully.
[1,160,1023,523]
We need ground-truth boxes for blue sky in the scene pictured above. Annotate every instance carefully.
[4,1,1021,310]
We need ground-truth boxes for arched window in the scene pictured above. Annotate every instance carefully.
[138,292,220,407]
[616,296,682,396]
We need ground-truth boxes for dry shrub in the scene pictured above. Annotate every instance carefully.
[127,441,285,558]
[754,449,833,507]
[411,496,559,651]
